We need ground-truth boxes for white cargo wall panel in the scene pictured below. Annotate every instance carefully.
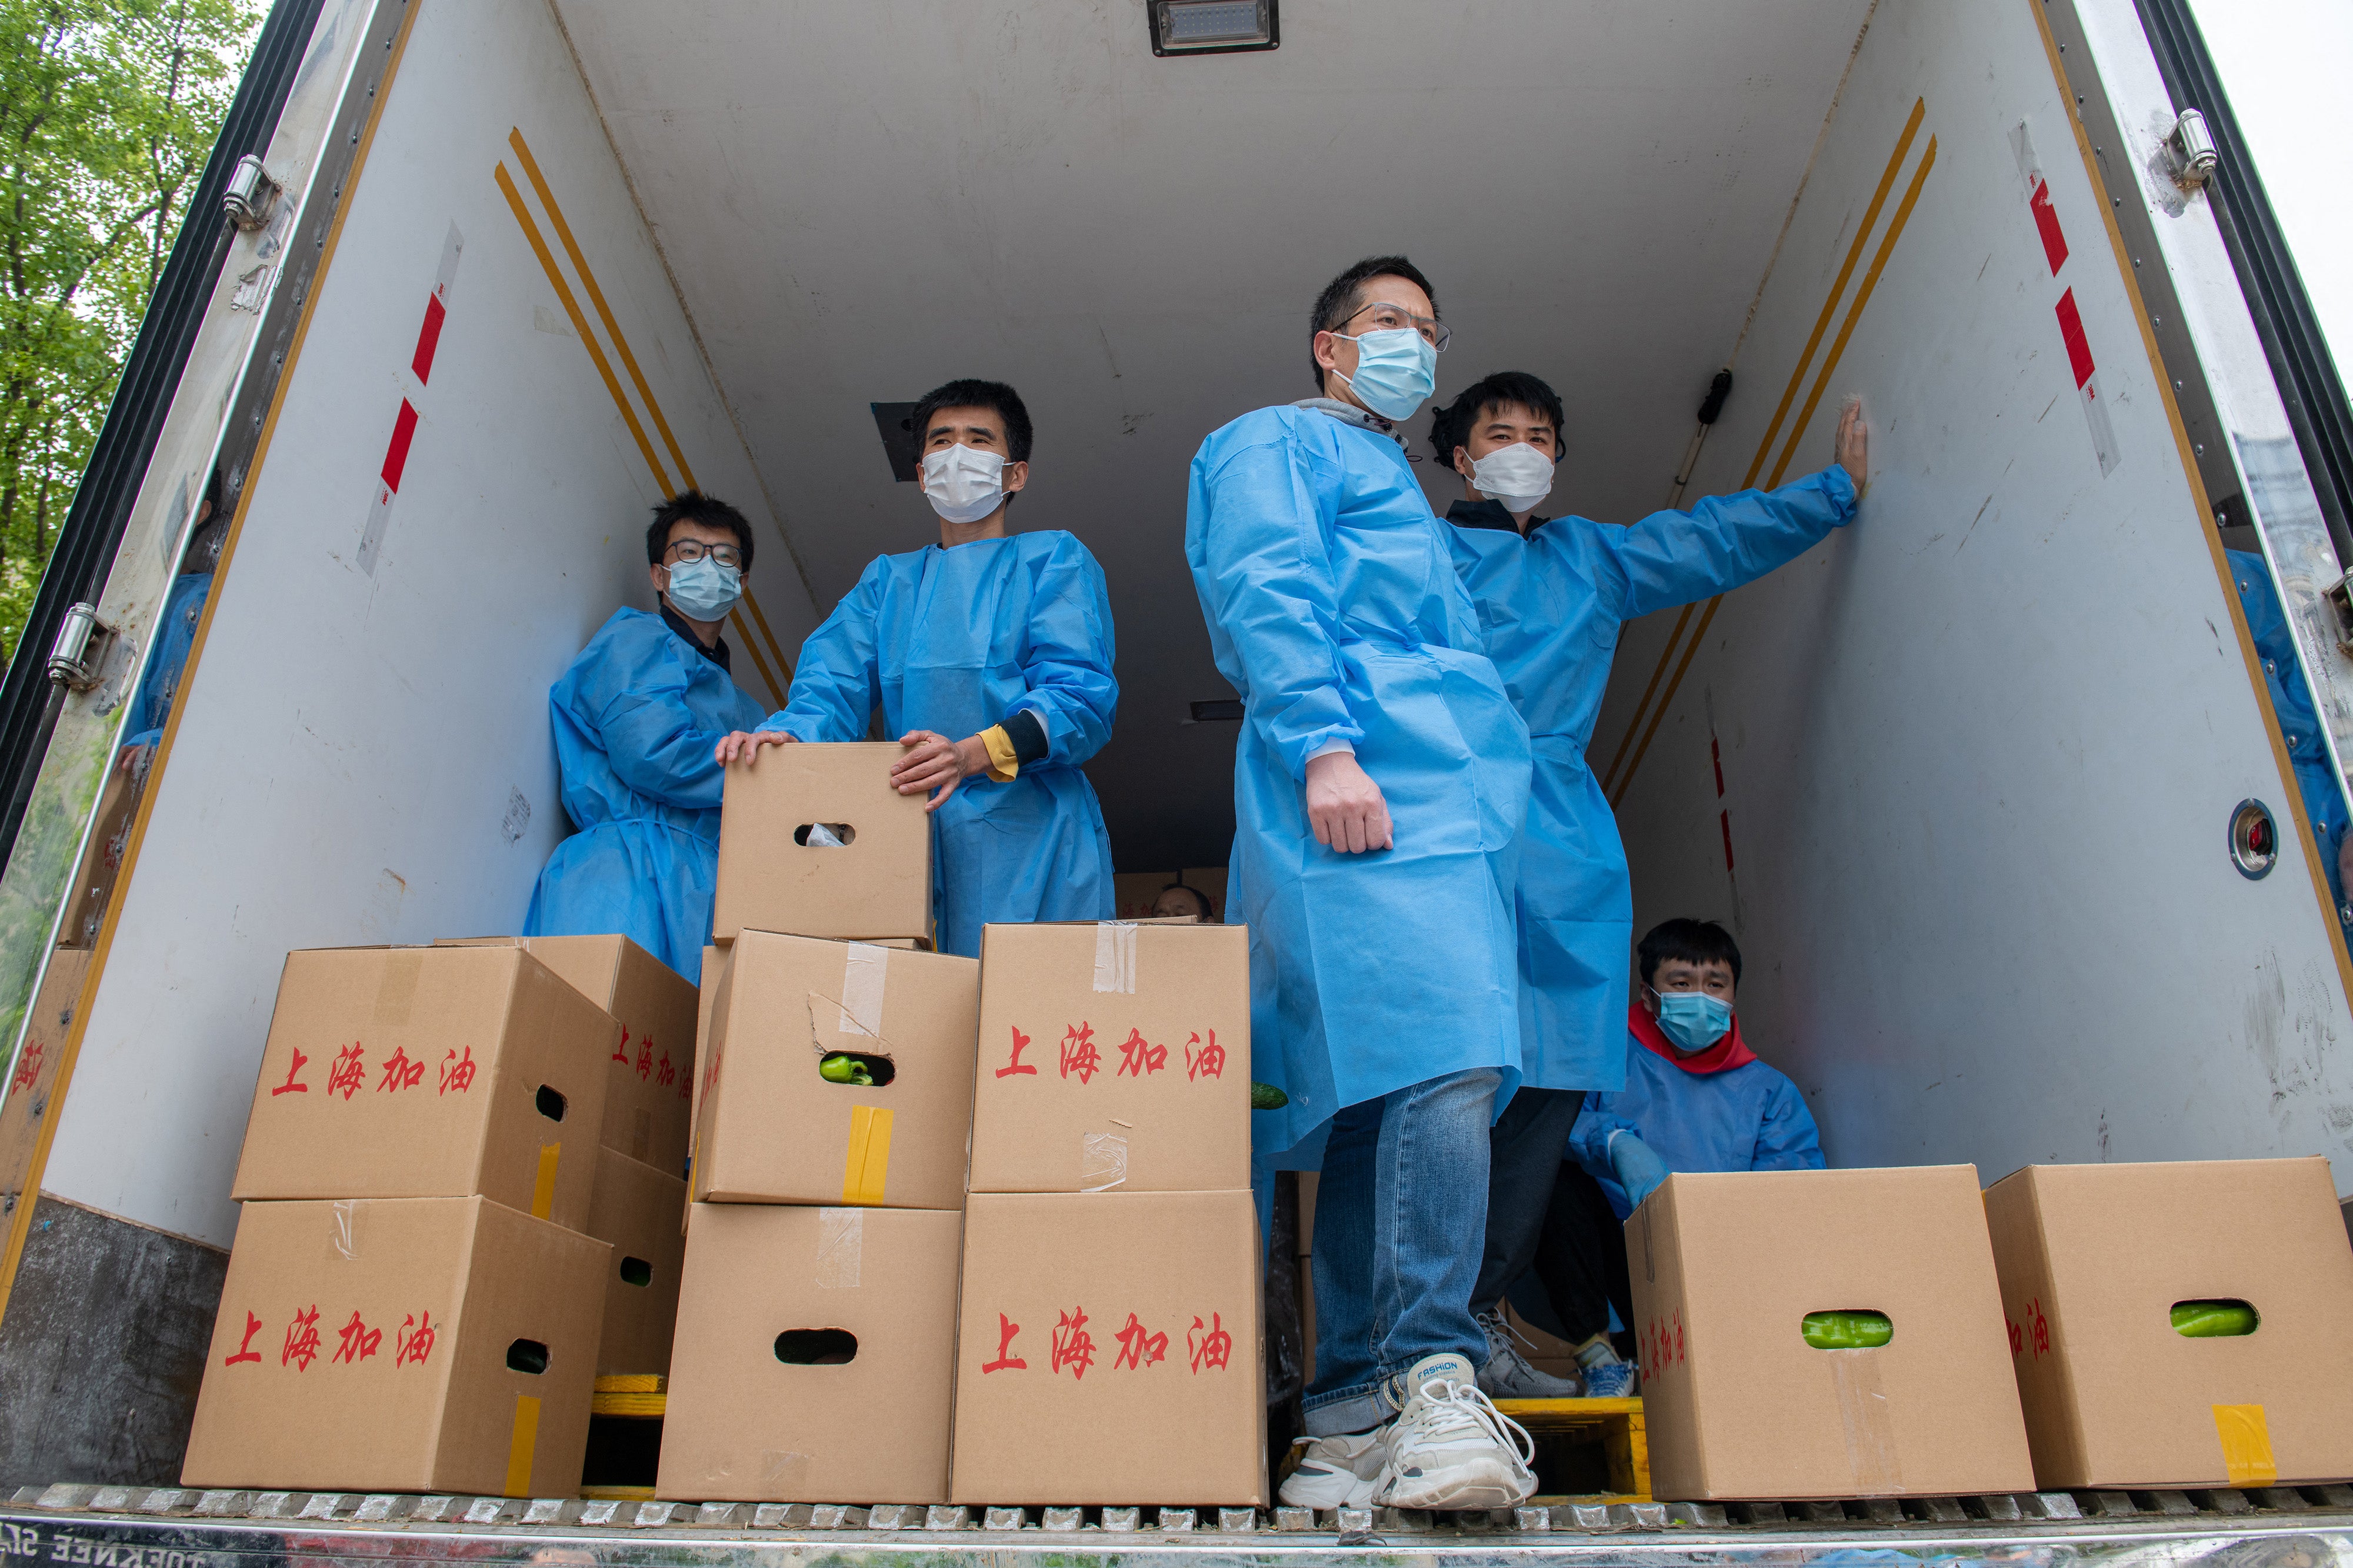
[40,0,814,1246]
[1597,0,2353,1183]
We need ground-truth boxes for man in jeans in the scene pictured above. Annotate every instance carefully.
[1186,256,1536,1512]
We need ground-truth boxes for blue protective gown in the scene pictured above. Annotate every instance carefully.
[2227,550,2351,923]
[759,531,1118,959]
[1445,467,1856,1093]
[1567,1023,1824,1217]
[119,571,212,752]
[1188,403,1533,1155]
[525,608,769,979]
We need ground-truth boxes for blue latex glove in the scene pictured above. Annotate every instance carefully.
[1609,1130,1670,1210]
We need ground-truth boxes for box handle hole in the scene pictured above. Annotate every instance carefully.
[818,1050,896,1087]
[506,1338,549,1374]
[535,1085,566,1122]
[619,1256,653,1288]
[794,822,856,848]
[2172,1299,2259,1337]
[1801,1310,1892,1349]
[775,1328,857,1365]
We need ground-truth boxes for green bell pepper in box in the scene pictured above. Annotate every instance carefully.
[1802,1310,1894,1349]
[819,1053,874,1086]
[2171,1300,2258,1337]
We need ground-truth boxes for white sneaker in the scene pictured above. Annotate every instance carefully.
[1475,1310,1583,1399]
[1377,1352,1538,1510]
[1278,1429,1388,1509]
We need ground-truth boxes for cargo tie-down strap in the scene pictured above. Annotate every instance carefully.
[2212,1403,2277,1487]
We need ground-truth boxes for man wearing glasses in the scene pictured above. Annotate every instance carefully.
[716,378,1118,959]
[1185,258,1537,1511]
[523,489,771,981]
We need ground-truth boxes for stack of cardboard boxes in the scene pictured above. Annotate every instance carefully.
[438,935,700,1381]
[950,919,1264,1506]
[1630,1157,2353,1501]
[181,943,626,1496]
[658,744,974,1504]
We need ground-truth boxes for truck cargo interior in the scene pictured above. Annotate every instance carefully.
[3,0,2352,1497]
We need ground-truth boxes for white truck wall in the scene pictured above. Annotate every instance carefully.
[1598,0,2353,1186]
[38,0,814,1247]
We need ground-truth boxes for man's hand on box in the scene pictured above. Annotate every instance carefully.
[892,729,988,812]
[714,729,797,766]
[1304,750,1393,854]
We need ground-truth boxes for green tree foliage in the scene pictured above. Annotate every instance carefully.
[0,0,260,666]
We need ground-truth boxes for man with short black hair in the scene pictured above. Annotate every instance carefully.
[525,489,772,979]
[1429,370,1862,1397]
[718,378,1117,957]
[1531,918,1825,1387]
[1188,257,1537,1512]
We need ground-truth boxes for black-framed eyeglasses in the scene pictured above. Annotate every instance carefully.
[665,540,743,569]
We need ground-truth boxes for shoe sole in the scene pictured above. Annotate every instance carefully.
[1382,1464,1532,1512]
[1278,1474,1379,1510]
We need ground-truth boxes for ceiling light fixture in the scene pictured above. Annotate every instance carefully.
[1149,0,1277,57]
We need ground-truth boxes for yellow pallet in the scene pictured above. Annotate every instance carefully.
[1495,1396,1648,1500]
[592,1373,668,1419]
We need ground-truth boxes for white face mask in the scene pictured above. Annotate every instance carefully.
[922,443,1007,525]
[1469,442,1556,513]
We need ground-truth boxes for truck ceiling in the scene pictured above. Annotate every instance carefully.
[549,0,1877,869]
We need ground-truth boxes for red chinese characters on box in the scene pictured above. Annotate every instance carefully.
[216,1302,435,1372]
[972,923,1249,1194]
[974,1304,1236,1380]
[951,1190,1263,1506]
[182,1195,608,1497]
[231,946,614,1230]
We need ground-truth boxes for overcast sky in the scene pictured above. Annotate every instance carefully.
[2190,0,2352,378]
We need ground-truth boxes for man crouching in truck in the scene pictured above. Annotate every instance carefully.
[714,378,1118,958]
[1430,370,1864,1400]
[524,491,772,980]
[1531,918,1826,1390]
[1187,255,1537,1513]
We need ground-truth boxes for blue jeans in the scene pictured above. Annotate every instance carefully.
[1470,1086,1586,1316]
[1304,1066,1499,1436]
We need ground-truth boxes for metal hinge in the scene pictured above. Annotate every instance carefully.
[47,602,120,690]
[223,154,282,231]
[2165,109,2218,188]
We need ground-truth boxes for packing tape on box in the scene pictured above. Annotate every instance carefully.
[532,1143,560,1220]
[2212,1404,2278,1487]
[1828,1347,1902,1494]
[374,949,422,1024]
[815,1208,863,1289]
[1094,921,1138,994]
[330,1199,359,1260]
[1081,1130,1129,1192]
[838,943,888,1037]
[504,1394,541,1497]
[841,1105,893,1205]
[761,1451,814,1490]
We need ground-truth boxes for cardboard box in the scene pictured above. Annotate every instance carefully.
[695,931,978,1209]
[1628,1167,2033,1501]
[692,943,722,1142]
[1986,1158,2353,1489]
[182,1196,606,1495]
[231,946,616,1232]
[969,922,1248,1195]
[0,947,91,1212]
[711,742,931,945]
[585,1146,688,1374]
[951,1190,1264,1505]
[657,1203,962,1503]
[439,935,698,1177]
